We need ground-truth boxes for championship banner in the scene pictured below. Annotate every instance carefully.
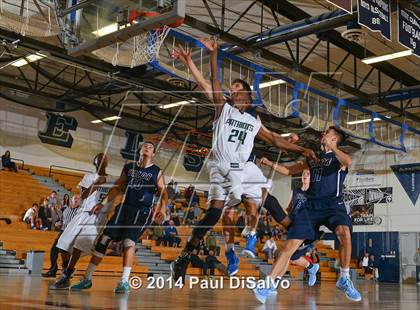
[327,0,353,13]
[398,5,420,57]
[391,163,420,205]
[358,0,391,40]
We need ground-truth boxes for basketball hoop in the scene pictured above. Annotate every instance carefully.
[92,10,183,68]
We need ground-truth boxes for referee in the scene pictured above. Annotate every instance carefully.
[42,195,81,278]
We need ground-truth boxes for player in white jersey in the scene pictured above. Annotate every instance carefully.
[50,153,114,290]
[171,37,317,281]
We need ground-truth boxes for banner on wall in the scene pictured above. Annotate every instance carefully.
[358,0,391,40]
[391,163,420,205]
[398,5,420,57]
[351,204,382,225]
[38,113,78,148]
[327,0,353,13]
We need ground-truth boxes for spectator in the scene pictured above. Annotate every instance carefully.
[164,220,181,247]
[361,252,370,274]
[171,214,180,226]
[1,150,17,172]
[47,191,58,208]
[257,215,271,241]
[62,194,70,209]
[198,239,208,255]
[42,194,81,277]
[50,204,63,231]
[414,248,420,285]
[190,249,207,276]
[206,250,227,276]
[310,248,320,264]
[37,198,50,230]
[369,255,379,281]
[184,184,194,200]
[263,235,279,260]
[107,241,123,256]
[174,182,181,199]
[206,231,220,256]
[166,199,175,214]
[271,224,281,240]
[185,205,196,225]
[167,182,176,200]
[193,202,201,220]
[152,225,165,246]
[23,203,39,229]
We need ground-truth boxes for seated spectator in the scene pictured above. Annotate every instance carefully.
[1,150,17,172]
[271,224,282,240]
[361,252,370,274]
[190,249,207,276]
[174,182,181,199]
[167,182,176,200]
[257,215,271,241]
[206,250,227,276]
[198,239,208,255]
[184,184,194,200]
[47,191,58,208]
[263,235,279,260]
[171,214,180,226]
[166,199,175,214]
[23,203,39,229]
[50,204,63,231]
[152,225,165,246]
[206,231,220,256]
[164,220,181,247]
[310,248,320,264]
[62,194,70,209]
[185,205,196,225]
[193,202,201,220]
[107,241,123,256]
[38,198,51,230]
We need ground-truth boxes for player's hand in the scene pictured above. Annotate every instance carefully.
[90,203,104,215]
[171,45,192,65]
[199,37,218,52]
[260,157,272,167]
[152,208,165,225]
[287,133,299,144]
[302,148,318,162]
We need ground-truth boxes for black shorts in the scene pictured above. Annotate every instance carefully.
[287,198,352,241]
[103,204,153,242]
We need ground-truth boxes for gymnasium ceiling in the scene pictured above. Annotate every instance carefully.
[0,0,419,159]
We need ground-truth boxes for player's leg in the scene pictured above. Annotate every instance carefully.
[222,207,239,276]
[241,197,259,258]
[63,248,82,277]
[42,235,60,277]
[325,201,361,302]
[290,247,319,287]
[171,199,224,282]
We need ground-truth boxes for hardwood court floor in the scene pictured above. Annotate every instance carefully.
[0,275,419,309]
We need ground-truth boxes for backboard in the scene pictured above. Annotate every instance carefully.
[65,0,185,57]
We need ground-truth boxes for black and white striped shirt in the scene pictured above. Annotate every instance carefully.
[61,205,81,231]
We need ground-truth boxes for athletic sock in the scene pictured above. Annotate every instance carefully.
[340,267,350,278]
[226,243,235,252]
[85,263,97,280]
[121,267,132,283]
[249,231,256,237]
[306,263,313,270]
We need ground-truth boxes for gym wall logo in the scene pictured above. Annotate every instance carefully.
[120,131,143,160]
[183,153,204,172]
[344,187,392,208]
[38,113,78,148]
[391,163,420,206]
[350,204,382,225]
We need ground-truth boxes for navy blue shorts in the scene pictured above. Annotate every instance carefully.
[287,198,352,241]
[103,204,153,242]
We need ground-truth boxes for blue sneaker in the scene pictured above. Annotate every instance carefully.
[336,276,362,302]
[253,286,271,304]
[242,234,257,258]
[225,249,239,276]
[307,263,319,286]
[114,280,130,294]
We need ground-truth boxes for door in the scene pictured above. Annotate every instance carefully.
[399,232,417,283]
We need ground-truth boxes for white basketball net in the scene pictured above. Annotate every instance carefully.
[94,26,170,68]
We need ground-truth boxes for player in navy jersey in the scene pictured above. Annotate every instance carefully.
[253,126,361,303]
[70,142,167,293]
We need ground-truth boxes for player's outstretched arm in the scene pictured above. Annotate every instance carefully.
[257,124,318,162]
[200,37,225,119]
[260,157,307,176]
[91,169,128,214]
[153,172,168,225]
[172,45,213,101]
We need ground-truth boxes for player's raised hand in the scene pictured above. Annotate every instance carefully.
[171,44,192,65]
[302,148,318,163]
[90,203,104,215]
[287,133,299,144]
[199,37,218,52]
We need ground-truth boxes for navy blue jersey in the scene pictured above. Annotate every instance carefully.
[290,188,308,217]
[306,151,347,200]
[123,162,161,208]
